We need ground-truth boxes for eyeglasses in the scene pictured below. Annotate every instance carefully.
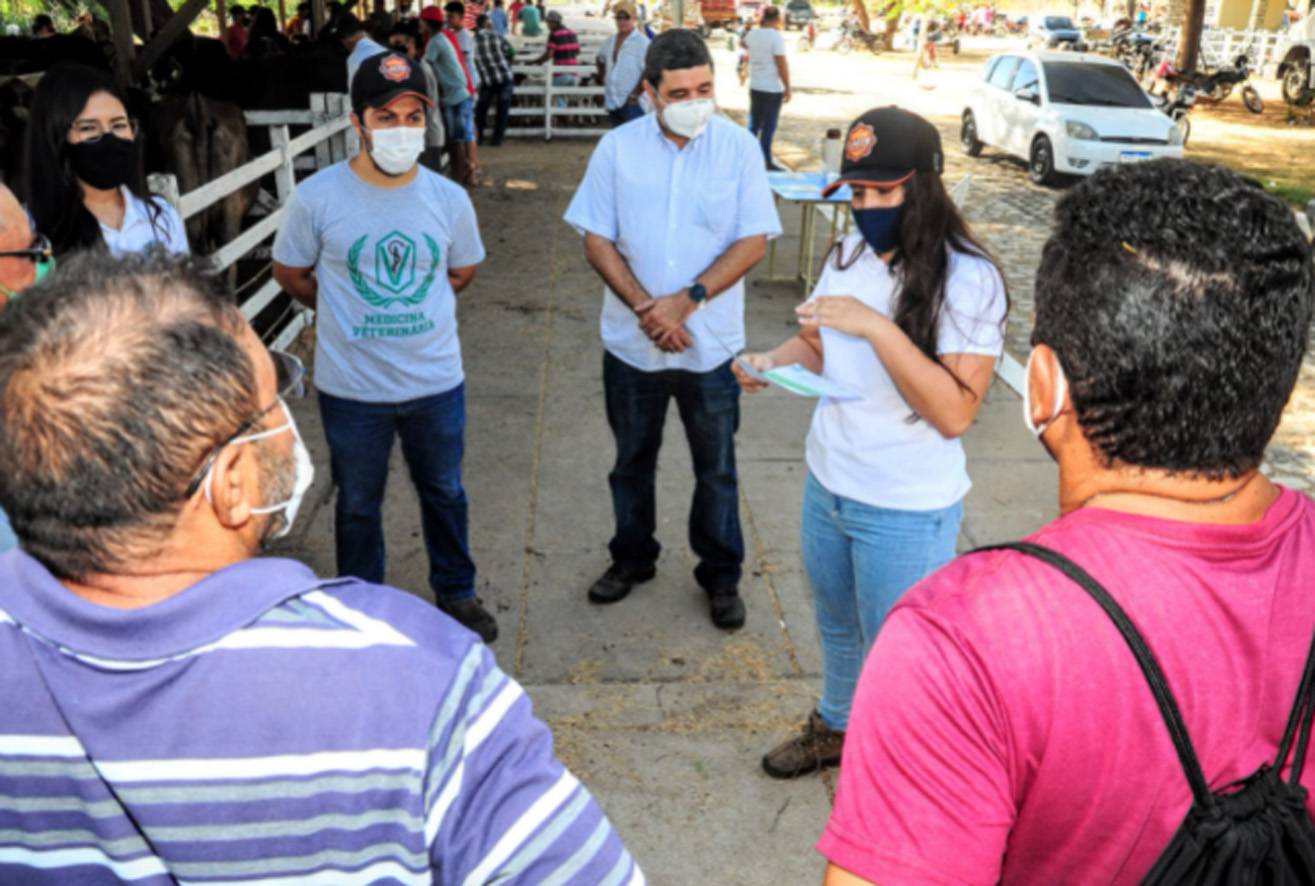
[181,350,307,500]
[0,232,52,263]
[69,120,139,142]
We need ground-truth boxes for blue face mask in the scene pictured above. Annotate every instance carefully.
[853,205,904,255]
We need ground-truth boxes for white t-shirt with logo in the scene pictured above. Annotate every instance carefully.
[273,161,485,403]
[804,234,1007,511]
[743,27,786,93]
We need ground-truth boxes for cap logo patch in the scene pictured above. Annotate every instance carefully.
[380,54,411,82]
[845,123,877,162]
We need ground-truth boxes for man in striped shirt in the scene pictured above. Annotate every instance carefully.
[0,253,644,886]
[532,10,579,108]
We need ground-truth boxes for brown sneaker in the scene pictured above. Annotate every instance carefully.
[761,710,845,779]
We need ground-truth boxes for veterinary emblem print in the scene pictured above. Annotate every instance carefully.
[347,231,441,308]
[845,123,877,162]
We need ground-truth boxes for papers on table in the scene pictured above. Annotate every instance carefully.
[735,360,863,401]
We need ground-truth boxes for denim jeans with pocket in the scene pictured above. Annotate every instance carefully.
[318,385,475,604]
[475,79,514,144]
[801,471,962,731]
[608,103,645,128]
[603,352,744,591]
[747,88,785,166]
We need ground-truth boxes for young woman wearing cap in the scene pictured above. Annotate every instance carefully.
[734,107,1007,779]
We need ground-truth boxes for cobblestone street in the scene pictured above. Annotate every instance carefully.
[714,37,1315,494]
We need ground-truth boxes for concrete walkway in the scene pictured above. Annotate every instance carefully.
[275,139,1058,884]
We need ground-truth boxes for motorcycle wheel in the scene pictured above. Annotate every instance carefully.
[1282,64,1308,105]
[1241,83,1263,114]
[951,37,961,54]
[867,34,885,54]
[1208,82,1233,102]
[836,37,853,55]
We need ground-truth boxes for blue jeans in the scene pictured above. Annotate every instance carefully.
[747,89,785,166]
[607,103,645,128]
[552,72,578,109]
[475,79,514,144]
[442,97,475,143]
[318,386,475,604]
[603,352,743,590]
[801,471,962,731]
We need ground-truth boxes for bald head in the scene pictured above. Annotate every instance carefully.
[0,184,34,303]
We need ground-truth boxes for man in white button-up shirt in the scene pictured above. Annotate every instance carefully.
[564,30,782,630]
[596,0,649,127]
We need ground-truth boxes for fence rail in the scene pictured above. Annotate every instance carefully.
[1157,26,1284,68]
[507,62,610,138]
[149,93,356,351]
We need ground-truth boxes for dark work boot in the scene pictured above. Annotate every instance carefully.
[437,598,498,644]
[705,586,745,630]
[587,563,657,604]
[761,710,845,779]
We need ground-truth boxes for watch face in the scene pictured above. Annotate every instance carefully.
[690,283,707,302]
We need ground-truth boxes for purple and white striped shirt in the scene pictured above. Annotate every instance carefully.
[0,550,643,886]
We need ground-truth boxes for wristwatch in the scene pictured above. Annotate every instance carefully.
[688,282,708,309]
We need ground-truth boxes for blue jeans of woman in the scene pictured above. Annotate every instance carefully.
[747,88,785,166]
[318,385,476,604]
[801,471,962,731]
[603,352,744,591]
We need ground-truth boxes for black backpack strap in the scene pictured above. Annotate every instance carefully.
[973,541,1215,808]
[1275,619,1315,787]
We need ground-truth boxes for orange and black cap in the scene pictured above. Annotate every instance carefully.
[351,51,434,115]
[821,107,943,198]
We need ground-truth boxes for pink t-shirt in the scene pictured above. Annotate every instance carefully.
[819,487,1315,886]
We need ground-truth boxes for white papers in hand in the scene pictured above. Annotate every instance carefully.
[736,360,862,400]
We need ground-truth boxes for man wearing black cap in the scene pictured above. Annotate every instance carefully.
[272,52,498,643]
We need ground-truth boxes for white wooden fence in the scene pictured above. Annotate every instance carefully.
[507,61,610,138]
[1158,25,1284,67]
[149,93,354,351]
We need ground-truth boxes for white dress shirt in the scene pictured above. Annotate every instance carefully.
[101,189,189,258]
[596,30,650,111]
[564,113,782,373]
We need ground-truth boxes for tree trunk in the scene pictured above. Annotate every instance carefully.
[1175,0,1205,73]
[849,0,871,32]
[128,0,178,38]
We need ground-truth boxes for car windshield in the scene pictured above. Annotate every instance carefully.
[1044,16,1075,28]
[1044,62,1152,108]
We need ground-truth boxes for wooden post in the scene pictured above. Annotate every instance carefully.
[135,0,154,36]
[278,0,288,28]
[310,0,326,36]
[148,172,182,208]
[217,0,228,41]
[106,0,138,86]
[311,94,332,168]
[270,125,295,202]
[544,63,553,140]
[134,0,214,80]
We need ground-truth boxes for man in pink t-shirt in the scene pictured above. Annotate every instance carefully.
[819,159,1315,886]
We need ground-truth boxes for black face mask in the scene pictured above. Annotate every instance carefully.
[68,135,137,191]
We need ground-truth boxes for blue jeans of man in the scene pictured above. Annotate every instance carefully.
[801,471,962,731]
[318,385,475,604]
[607,103,645,128]
[747,89,785,166]
[602,352,743,591]
[552,72,578,109]
[476,79,514,144]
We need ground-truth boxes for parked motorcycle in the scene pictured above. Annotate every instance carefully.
[842,19,887,54]
[1153,82,1197,145]
[798,19,854,54]
[1150,54,1263,114]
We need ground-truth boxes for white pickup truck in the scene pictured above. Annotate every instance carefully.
[1272,13,1314,105]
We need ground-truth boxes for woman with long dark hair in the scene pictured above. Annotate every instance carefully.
[242,7,293,59]
[734,108,1008,779]
[24,63,188,259]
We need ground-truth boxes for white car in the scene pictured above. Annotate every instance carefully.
[960,51,1184,186]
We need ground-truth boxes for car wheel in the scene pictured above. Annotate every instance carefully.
[1029,135,1059,186]
[1241,83,1263,114]
[1175,115,1191,146]
[1282,63,1309,105]
[960,111,983,156]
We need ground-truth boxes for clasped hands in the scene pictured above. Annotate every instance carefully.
[634,289,696,353]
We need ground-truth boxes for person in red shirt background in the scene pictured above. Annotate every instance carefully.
[226,5,250,59]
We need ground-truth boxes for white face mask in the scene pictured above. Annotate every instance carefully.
[205,399,315,540]
[366,124,425,176]
[659,96,715,140]
[1022,349,1069,438]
